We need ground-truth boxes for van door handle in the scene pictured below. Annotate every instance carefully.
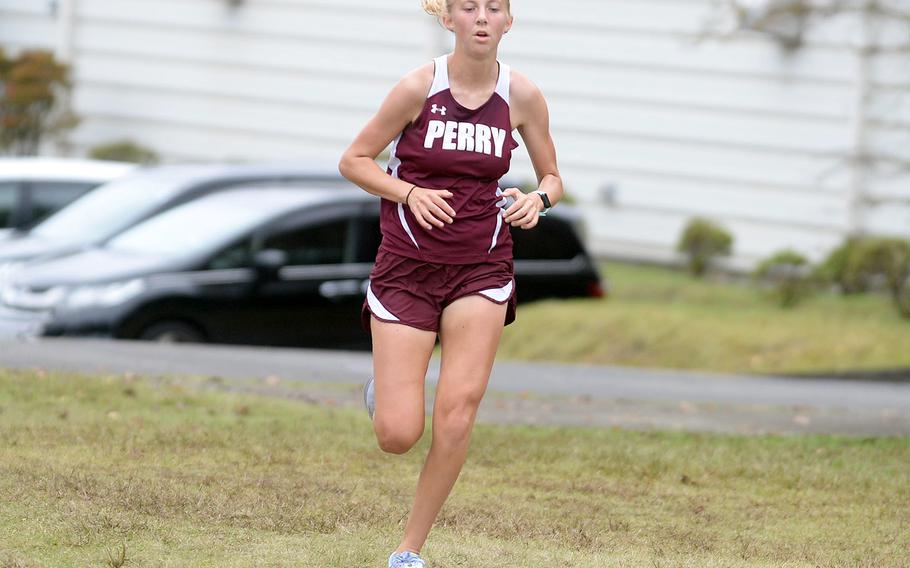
[319,279,363,299]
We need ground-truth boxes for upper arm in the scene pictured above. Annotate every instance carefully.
[343,63,433,160]
[512,71,560,183]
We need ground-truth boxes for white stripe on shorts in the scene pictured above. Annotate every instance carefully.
[478,279,513,303]
[367,283,400,321]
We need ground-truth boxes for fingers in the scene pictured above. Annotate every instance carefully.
[518,214,540,229]
[427,201,453,226]
[511,207,539,228]
[408,187,456,231]
[502,193,539,225]
[406,186,542,233]
[437,191,457,219]
[501,187,524,218]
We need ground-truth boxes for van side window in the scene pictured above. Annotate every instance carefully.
[207,238,251,270]
[263,219,349,265]
[0,182,18,228]
[356,215,382,263]
[510,217,583,260]
[29,182,96,223]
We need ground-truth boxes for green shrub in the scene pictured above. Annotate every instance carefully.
[676,217,733,277]
[848,238,910,298]
[896,285,910,319]
[819,236,910,318]
[850,238,910,319]
[753,249,814,308]
[88,139,159,164]
[815,237,866,294]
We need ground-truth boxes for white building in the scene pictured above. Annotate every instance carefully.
[1,0,908,270]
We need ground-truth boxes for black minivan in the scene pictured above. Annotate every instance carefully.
[0,185,604,349]
[0,162,347,284]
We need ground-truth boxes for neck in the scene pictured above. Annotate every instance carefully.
[448,46,498,89]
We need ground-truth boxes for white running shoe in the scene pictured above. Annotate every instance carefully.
[363,376,375,420]
[388,550,425,568]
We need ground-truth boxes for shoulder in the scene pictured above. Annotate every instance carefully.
[377,61,434,124]
[508,68,548,128]
[509,68,546,109]
[391,61,435,103]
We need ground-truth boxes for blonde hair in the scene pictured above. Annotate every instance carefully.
[421,0,511,18]
[421,0,449,18]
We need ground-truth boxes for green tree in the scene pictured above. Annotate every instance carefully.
[753,249,815,308]
[0,49,78,156]
[677,217,734,277]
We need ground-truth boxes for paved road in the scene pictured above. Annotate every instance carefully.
[2,337,908,436]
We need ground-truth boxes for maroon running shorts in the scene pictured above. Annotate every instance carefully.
[361,248,517,333]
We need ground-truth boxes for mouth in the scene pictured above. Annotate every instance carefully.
[474,31,490,38]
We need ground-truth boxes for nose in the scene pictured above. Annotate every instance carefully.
[476,7,488,22]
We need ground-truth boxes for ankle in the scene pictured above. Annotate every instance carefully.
[395,546,421,555]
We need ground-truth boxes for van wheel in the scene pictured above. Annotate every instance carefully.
[138,321,205,343]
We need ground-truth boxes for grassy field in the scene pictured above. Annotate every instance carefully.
[1,368,907,567]
[497,261,910,375]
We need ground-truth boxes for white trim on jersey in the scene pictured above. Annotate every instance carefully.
[398,203,420,249]
[388,132,402,179]
[367,283,400,321]
[478,279,514,303]
[495,62,510,105]
[489,208,503,253]
[489,186,506,253]
[428,54,449,98]
[388,132,419,249]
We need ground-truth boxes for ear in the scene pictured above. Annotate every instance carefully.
[504,14,514,34]
[442,14,455,32]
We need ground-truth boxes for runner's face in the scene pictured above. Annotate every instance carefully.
[445,0,512,52]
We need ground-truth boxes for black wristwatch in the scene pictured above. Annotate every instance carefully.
[533,190,552,216]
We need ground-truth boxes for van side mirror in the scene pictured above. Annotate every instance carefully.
[253,248,287,279]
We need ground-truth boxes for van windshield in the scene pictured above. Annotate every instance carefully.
[31,178,179,242]
[105,192,300,257]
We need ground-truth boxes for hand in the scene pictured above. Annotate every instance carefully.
[407,186,457,231]
[501,187,543,230]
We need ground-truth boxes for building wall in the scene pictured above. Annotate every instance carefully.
[1,0,907,269]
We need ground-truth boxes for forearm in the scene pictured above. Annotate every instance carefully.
[339,154,412,205]
[537,173,564,207]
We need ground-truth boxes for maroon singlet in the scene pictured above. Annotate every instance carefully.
[378,53,520,264]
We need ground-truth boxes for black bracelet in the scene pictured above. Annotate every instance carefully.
[405,184,417,206]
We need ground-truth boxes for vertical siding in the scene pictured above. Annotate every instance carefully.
[498,0,868,268]
[1,0,908,269]
[0,0,58,52]
[66,0,436,162]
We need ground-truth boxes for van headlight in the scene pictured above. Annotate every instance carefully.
[63,278,146,310]
[1,283,68,311]
[0,261,24,285]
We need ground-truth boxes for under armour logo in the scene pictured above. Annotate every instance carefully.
[431,104,447,116]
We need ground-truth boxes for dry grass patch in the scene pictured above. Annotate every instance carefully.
[0,368,907,567]
[499,261,910,375]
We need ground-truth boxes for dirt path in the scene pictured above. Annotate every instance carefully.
[3,337,908,436]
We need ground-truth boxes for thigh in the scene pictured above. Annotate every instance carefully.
[434,295,508,416]
[370,316,438,426]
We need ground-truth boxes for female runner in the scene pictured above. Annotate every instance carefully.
[338,1,563,565]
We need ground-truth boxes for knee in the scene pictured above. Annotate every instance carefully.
[434,404,478,445]
[374,421,424,454]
